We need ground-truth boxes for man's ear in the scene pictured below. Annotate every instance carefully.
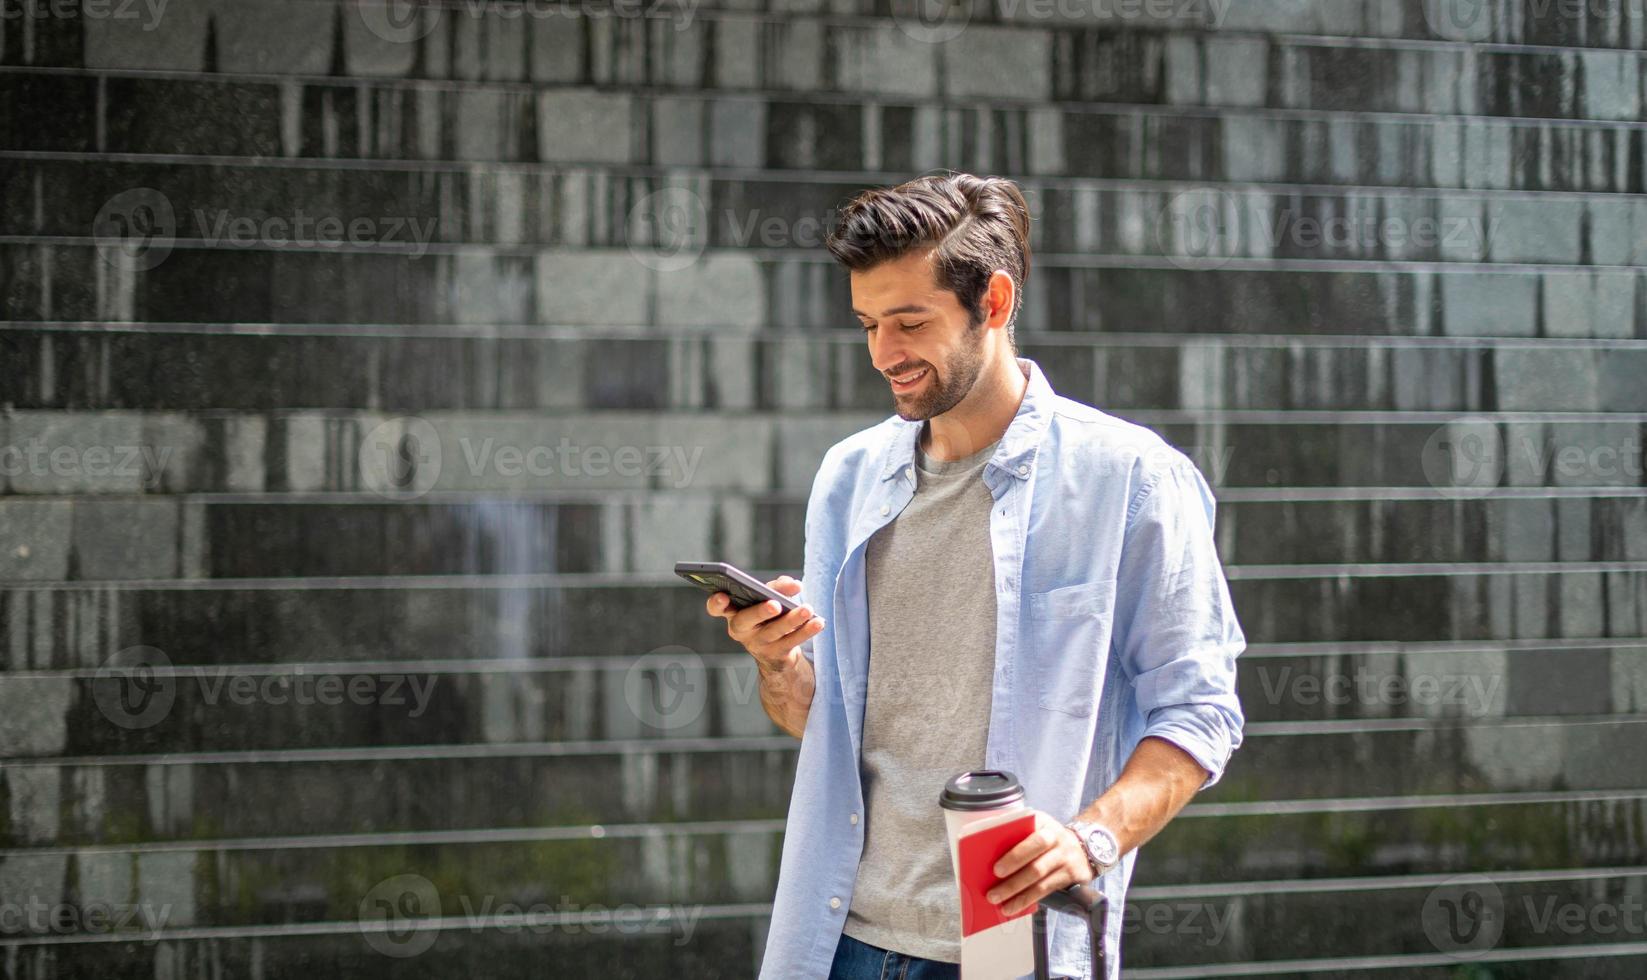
[984,268,1016,329]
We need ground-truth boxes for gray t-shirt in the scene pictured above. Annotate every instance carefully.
[841,432,1001,962]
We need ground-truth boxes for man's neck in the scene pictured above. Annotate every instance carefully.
[919,356,1030,462]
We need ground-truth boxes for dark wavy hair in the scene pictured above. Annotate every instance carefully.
[825,172,1033,346]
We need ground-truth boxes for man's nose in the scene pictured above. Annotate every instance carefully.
[867,331,905,375]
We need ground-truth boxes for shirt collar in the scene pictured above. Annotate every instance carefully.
[878,356,1056,484]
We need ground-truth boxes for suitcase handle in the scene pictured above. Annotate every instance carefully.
[1031,883,1108,980]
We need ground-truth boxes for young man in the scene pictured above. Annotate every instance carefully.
[705,173,1245,980]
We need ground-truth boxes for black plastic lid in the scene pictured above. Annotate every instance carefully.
[939,770,1024,811]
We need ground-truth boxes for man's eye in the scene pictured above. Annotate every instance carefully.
[904,321,929,330]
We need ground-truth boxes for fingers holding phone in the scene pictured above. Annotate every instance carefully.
[717,577,824,671]
[679,563,824,672]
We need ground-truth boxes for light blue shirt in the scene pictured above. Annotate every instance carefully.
[759,357,1246,980]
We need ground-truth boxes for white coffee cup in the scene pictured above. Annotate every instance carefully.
[939,770,1036,978]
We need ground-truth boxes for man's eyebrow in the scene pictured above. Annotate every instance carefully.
[851,304,934,318]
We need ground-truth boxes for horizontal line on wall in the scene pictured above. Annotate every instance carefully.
[7,235,1643,276]
[7,915,1647,970]
[9,149,1645,206]
[3,47,1642,130]
[1181,787,1647,818]
[3,487,1646,507]
[284,0,1647,59]
[1,406,1643,426]
[0,734,801,768]
[10,320,1647,349]
[0,817,789,859]
[1223,560,1647,580]
[4,789,1643,860]
[1130,862,1647,901]
[1126,939,1647,978]
[1241,635,1647,658]
[2,407,1644,425]
[0,900,772,948]
[7,638,1644,679]
[2,869,1644,951]
[5,714,1643,768]
[5,562,1645,591]
[1260,28,1647,57]
[1239,714,1647,736]
[1213,487,1647,502]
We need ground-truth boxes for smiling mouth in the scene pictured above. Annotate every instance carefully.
[888,367,929,392]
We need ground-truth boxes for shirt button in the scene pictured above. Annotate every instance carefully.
[850,813,859,825]
[1017,464,1029,475]
[829,897,842,909]
[880,504,890,516]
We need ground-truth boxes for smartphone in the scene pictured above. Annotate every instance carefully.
[675,561,803,613]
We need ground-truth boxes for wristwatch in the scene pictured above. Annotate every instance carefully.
[1065,819,1121,877]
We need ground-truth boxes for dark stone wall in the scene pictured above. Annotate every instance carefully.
[2,0,1646,976]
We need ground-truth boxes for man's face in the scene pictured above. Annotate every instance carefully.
[850,250,992,422]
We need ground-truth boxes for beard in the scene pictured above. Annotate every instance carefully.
[887,320,988,422]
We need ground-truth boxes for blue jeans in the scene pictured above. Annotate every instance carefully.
[828,930,1077,980]
[828,932,959,980]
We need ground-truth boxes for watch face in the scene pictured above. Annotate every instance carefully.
[1086,828,1120,866]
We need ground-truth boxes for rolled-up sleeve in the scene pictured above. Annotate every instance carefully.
[1112,458,1246,788]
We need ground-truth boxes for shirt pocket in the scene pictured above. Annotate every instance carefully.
[1026,580,1118,717]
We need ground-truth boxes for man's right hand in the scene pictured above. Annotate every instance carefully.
[705,575,825,675]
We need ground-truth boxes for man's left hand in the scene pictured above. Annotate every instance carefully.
[985,810,1094,916]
